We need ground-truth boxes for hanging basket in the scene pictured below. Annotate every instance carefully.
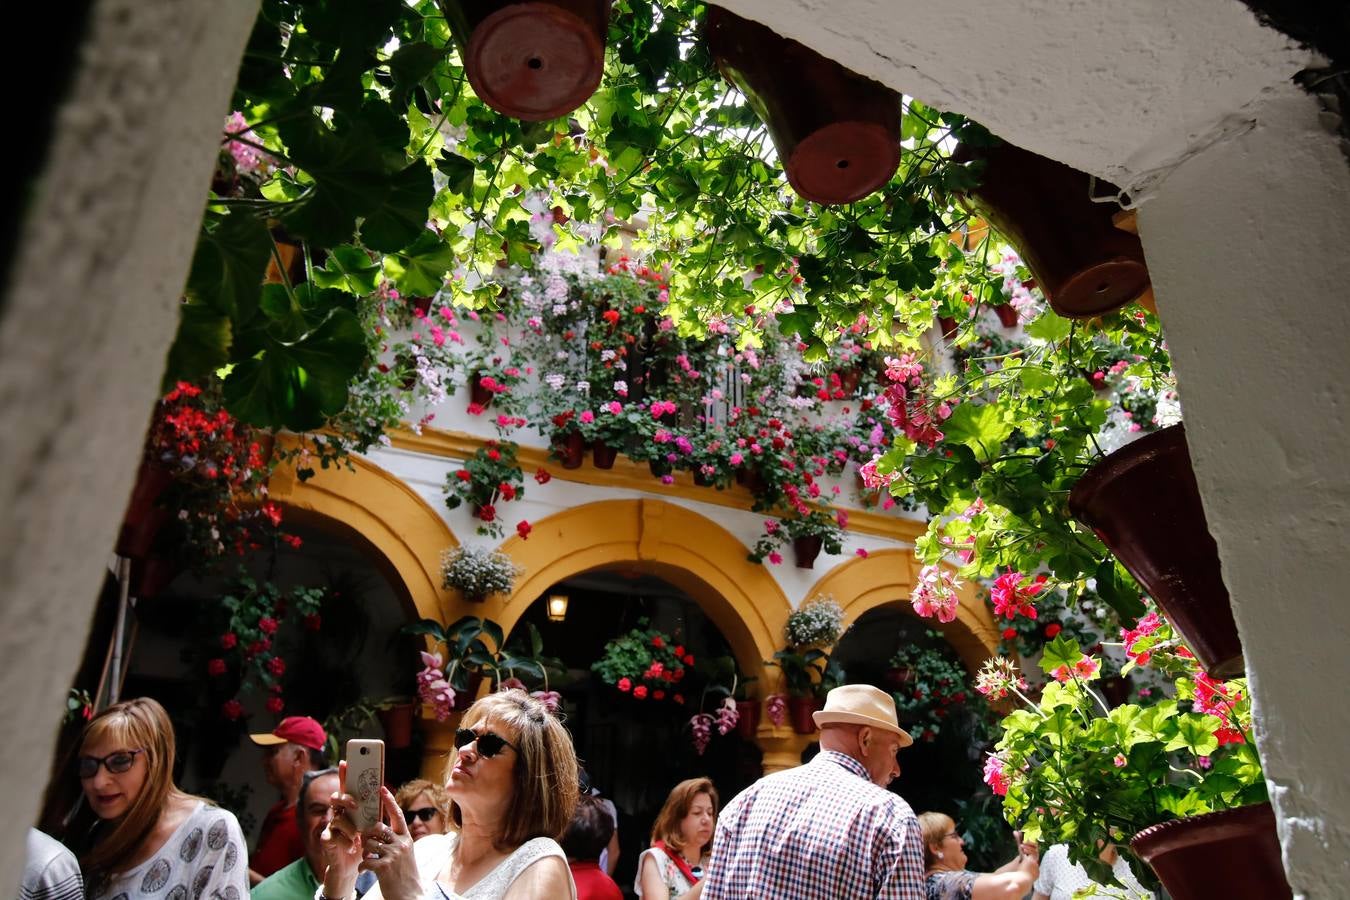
[116,461,174,558]
[591,441,619,469]
[554,431,586,469]
[994,304,1020,328]
[952,139,1150,319]
[1130,802,1291,900]
[706,6,900,205]
[792,535,824,569]
[449,0,611,121]
[468,372,494,409]
[787,696,820,734]
[1069,424,1242,678]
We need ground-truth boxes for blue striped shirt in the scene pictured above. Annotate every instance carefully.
[703,750,925,899]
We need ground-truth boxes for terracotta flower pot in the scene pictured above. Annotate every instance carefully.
[131,556,182,599]
[792,535,824,569]
[648,458,673,478]
[377,703,417,750]
[554,431,585,469]
[952,139,1150,319]
[706,6,900,204]
[1069,424,1242,677]
[116,461,174,558]
[937,315,959,340]
[1099,674,1133,708]
[591,440,618,469]
[450,0,611,121]
[734,466,767,494]
[836,367,862,397]
[734,700,761,741]
[451,674,484,712]
[469,372,494,409]
[692,469,715,487]
[994,304,1020,328]
[787,696,820,734]
[1130,802,1291,900]
[883,666,915,690]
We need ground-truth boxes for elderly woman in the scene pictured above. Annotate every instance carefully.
[76,697,249,900]
[635,777,718,900]
[919,812,1038,900]
[393,779,451,842]
[320,689,579,900]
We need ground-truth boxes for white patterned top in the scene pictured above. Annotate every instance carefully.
[1033,844,1154,900]
[91,802,247,900]
[361,832,574,900]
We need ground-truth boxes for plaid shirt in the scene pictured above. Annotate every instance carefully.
[703,750,925,899]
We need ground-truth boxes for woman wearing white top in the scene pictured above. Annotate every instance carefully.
[635,778,717,900]
[1033,843,1154,900]
[319,689,580,900]
[76,698,248,900]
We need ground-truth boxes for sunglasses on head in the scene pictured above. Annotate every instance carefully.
[453,728,516,758]
[77,749,145,779]
[402,806,439,823]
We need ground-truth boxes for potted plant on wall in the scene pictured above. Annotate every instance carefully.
[979,617,1285,899]
[405,615,506,720]
[439,546,520,604]
[591,620,691,704]
[443,441,527,538]
[888,631,974,743]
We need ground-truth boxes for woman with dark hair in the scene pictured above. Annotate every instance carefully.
[76,697,249,900]
[635,778,717,900]
[560,795,622,900]
[320,689,580,899]
[919,811,1038,900]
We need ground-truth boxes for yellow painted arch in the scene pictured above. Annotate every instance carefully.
[471,498,792,695]
[267,450,454,624]
[807,549,999,672]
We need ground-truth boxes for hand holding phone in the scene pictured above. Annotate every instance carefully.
[345,739,386,832]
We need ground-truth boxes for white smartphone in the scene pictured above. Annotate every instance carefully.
[345,738,385,832]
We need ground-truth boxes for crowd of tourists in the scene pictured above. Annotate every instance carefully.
[19,687,1152,900]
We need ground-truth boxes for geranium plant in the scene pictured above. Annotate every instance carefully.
[439,546,520,602]
[979,618,1264,890]
[591,621,691,702]
[443,440,526,538]
[749,508,846,566]
[888,630,975,742]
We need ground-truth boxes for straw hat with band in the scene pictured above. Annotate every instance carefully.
[813,684,914,748]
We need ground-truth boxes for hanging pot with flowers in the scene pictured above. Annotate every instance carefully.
[404,615,506,720]
[887,631,975,741]
[591,621,691,704]
[750,508,846,568]
[443,440,526,538]
[685,656,746,755]
[439,546,521,605]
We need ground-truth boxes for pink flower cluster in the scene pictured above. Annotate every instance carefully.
[650,400,678,419]
[983,755,1012,796]
[879,354,953,449]
[911,564,961,623]
[975,657,1027,700]
[990,571,1047,621]
[714,697,739,736]
[1120,611,1164,666]
[1049,655,1100,683]
[689,713,714,755]
[765,693,787,727]
[416,651,456,721]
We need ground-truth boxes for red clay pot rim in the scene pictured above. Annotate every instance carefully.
[1068,423,1187,522]
[1130,801,1275,856]
[465,2,606,121]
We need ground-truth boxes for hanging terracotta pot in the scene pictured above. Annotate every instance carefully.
[377,703,417,750]
[883,666,915,691]
[706,7,900,204]
[649,457,673,479]
[591,441,618,469]
[449,0,612,122]
[937,316,959,340]
[734,700,761,741]
[1069,424,1242,678]
[734,466,767,495]
[792,535,823,569]
[787,696,820,734]
[692,469,716,487]
[994,304,1020,328]
[468,372,494,409]
[952,140,1150,319]
[116,461,174,558]
[1099,674,1133,708]
[836,367,862,397]
[554,431,585,469]
[1131,802,1291,900]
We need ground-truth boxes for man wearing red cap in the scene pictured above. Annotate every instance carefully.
[247,716,328,886]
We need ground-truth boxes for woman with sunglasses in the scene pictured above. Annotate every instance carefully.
[635,778,717,900]
[918,811,1038,900]
[76,697,249,900]
[319,689,580,899]
[392,780,450,842]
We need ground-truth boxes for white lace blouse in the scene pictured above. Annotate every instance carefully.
[358,832,575,900]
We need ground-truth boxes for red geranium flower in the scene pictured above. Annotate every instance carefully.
[304,614,322,631]
[477,504,497,523]
[222,699,243,720]
[633,685,648,699]
[258,616,278,635]
[534,468,552,484]
[266,696,285,714]
[207,659,227,677]
[1044,623,1062,638]
[220,633,238,650]
[456,469,472,482]
[651,636,665,649]
[516,520,532,540]
[267,656,286,676]
[617,677,632,692]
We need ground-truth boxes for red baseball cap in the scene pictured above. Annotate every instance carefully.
[249,716,327,752]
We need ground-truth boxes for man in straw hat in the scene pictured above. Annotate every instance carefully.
[703,684,925,899]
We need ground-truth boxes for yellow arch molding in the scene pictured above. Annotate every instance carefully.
[465,498,792,697]
[267,450,455,624]
[807,549,1000,672]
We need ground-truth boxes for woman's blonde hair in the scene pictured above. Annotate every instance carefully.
[451,689,579,849]
[649,777,719,858]
[78,698,194,890]
[918,811,956,869]
[394,778,451,821]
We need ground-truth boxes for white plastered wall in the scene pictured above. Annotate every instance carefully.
[2,0,1347,896]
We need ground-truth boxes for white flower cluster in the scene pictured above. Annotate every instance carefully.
[784,594,846,647]
[440,546,521,598]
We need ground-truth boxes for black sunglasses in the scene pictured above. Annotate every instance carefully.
[77,749,145,779]
[402,806,439,823]
[454,728,516,758]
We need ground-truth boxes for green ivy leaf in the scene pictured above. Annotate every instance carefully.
[1024,311,1073,343]
[1040,635,1084,673]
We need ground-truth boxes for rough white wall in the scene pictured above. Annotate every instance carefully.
[0,0,258,889]
[1137,81,1350,897]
